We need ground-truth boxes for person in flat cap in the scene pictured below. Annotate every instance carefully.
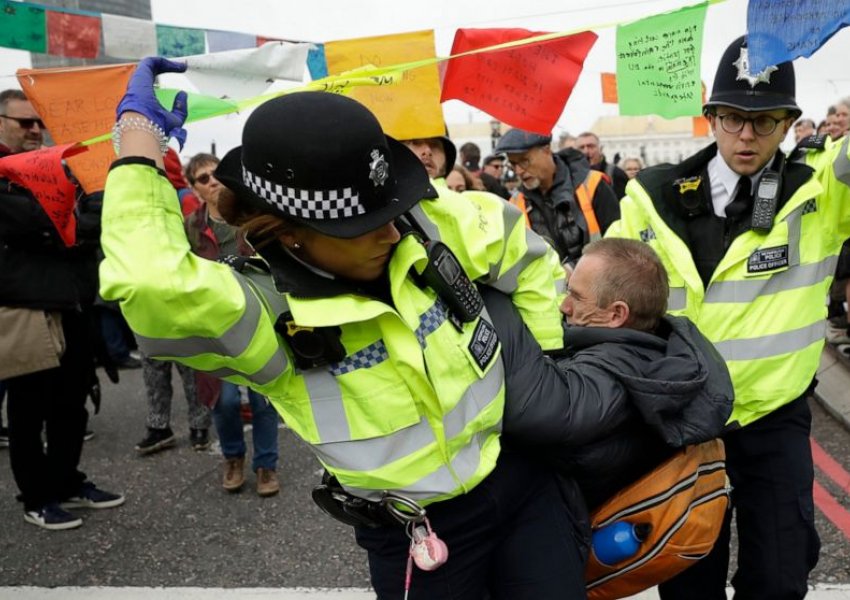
[495,127,620,269]
[607,34,850,600]
[100,58,588,599]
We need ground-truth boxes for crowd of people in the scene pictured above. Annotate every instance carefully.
[0,31,849,600]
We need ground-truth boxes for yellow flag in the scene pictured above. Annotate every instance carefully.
[324,30,444,140]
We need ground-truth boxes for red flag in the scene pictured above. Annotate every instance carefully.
[441,29,597,135]
[47,11,101,59]
[0,143,88,247]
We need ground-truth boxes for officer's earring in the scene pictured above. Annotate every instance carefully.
[292,242,301,250]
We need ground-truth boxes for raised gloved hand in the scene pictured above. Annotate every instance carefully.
[116,57,189,150]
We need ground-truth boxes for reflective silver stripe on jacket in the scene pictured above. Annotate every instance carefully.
[705,256,838,304]
[407,203,442,242]
[712,321,825,362]
[204,347,289,386]
[483,199,526,289]
[308,308,504,497]
[487,230,551,294]
[136,275,263,359]
[667,287,687,311]
[342,425,502,502]
[835,137,850,186]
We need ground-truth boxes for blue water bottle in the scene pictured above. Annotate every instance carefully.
[592,521,651,565]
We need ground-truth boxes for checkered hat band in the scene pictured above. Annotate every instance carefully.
[243,166,366,220]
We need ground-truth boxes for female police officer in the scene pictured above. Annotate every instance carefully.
[100,58,586,599]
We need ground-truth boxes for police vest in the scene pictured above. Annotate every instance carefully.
[512,168,605,241]
[607,139,850,427]
[100,164,567,504]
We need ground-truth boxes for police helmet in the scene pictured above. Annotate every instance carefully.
[704,36,801,117]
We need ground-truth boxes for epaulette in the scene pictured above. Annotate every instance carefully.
[218,254,270,274]
[795,134,828,151]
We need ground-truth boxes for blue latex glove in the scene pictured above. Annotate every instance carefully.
[116,57,189,150]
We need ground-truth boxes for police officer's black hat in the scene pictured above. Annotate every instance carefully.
[704,36,801,116]
[494,128,552,154]
[215,92,436,239]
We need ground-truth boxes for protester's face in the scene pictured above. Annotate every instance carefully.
[709,108,792,177]
[293,221,401,282]
[190,162,222,205]
[561,254,620,327]
[576,135,602,166]
[445,170,466,193]
[826,114,843,141]
[0,99,44,153]
[623,159,641,179]
[506,146,555,191]
[835,103,850,136]
[403,138,447,179]
[482,159,504,178]
[794,122,815,143]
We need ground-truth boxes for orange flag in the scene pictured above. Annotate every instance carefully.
[692,80,709,137]
[17,62,135,193]
[0,143,88,247]
[601,72,618,104]
[441,29,598,135]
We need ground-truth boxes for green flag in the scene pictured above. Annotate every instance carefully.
[155,89,239,123]
[616,2,708,118]
[156,25,205,58]
[0,1,46,53]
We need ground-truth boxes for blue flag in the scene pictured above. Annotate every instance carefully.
[747,0,850,72]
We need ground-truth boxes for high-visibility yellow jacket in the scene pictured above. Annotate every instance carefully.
[100,159,565,503]
[607,138,850,427]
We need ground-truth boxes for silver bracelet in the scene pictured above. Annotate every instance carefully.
[112,116,168,155]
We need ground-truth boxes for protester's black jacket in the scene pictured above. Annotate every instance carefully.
[521,150,620,266]
[0,180,100,311]
[482,288,734,509]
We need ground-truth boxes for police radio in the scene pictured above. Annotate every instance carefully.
[420,241,483,324]
[751,164,782,233]
[398,212,484,326]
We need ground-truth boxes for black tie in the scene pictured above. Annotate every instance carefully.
[725,176,751,220]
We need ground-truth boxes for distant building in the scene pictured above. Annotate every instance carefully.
[588,115,713,167]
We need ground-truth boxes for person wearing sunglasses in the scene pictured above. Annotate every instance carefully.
[607,35,850,600]
[0,89,44,155]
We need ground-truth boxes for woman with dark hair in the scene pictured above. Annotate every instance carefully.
[100,58,585,600]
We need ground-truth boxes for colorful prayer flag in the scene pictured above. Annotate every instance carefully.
[0,143,87,247]
[46,10,100,59]
[747,0,850,73]
[207,30,256,53]
[601,72,618,104]
[616,2,707,118]
[156,24,205,58]
[17,63,136,193]
[441,29,598,135]
[0,1,46,53]
[307,43,328,80]
[102,13,157,60]
[325,30,444,140]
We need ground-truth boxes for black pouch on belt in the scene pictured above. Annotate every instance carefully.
[311,472,401,529]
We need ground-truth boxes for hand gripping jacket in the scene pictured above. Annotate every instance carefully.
[99,160,566,503]
[606,136,850,427]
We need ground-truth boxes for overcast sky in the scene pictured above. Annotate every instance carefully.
[0,0,848,157]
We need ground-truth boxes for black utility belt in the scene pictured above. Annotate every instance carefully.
[311,472,425,530]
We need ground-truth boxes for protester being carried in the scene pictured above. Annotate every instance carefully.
[487,238,733,509]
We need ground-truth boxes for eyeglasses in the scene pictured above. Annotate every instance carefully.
[0,115,44,129]
[715,113,788,136]
[194,172,216,185]
[507,154,533,170]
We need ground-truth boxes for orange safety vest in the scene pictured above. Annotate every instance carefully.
[511,169,605,241]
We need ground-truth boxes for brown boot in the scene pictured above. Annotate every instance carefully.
[256,468,280,497]
[222,457,245,492]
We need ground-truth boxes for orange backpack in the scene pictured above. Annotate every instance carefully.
[585,439,731,600]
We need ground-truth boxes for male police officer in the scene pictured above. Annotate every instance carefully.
[496,129,620,268]
[608,35,850,599]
